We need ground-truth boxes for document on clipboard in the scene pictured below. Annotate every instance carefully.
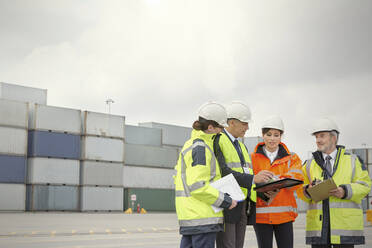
[210,174,245,213]
[253,178,303,193]
[307,178,337,202]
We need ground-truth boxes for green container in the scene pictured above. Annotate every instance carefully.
[124,188,175,211]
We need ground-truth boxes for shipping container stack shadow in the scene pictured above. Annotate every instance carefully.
[0,99,29,211]
[26,104,82,211]
[80,111,125,212]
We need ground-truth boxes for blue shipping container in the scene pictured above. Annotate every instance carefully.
[28,131,80,159]
[0,155,26,183]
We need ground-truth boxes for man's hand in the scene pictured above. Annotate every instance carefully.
[329,187,345,199]
[229,200,238,210]
[264,189,279,205]
[254,170,274,184]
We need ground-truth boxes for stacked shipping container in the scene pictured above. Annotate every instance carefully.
[80,111,125,211]
[26,104,81,211]
[0,99,28,210]
[124,123,185,211]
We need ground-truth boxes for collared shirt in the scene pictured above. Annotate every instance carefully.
[264,147,279,164]
[224,129,242,153]
[224,129,238,143]
[322,149,337,174]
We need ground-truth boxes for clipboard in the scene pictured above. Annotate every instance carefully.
[210,174,246,213]
[307,178,337,202]
[253,178,303,193]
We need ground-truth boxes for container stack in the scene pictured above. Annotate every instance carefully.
[123,123,188,211]
[0,99,28,211]
[80,111,125,211]
[26,104,81,211]
[0,82,47,105]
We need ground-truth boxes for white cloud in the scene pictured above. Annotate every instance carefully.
[1,0,372,160]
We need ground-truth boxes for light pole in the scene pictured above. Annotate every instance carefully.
[105,98,114,114]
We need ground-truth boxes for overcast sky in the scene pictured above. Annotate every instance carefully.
[1,0,371,161]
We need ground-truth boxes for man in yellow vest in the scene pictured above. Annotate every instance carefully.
[214,101,273,248]
[299,118,371,248]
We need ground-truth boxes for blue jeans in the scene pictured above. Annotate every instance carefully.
[180,232,217,248]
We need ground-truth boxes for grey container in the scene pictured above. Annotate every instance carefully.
[368,149,372,164]
[0,155,26,183]
[27,158,79,185]
[243,136,263,153]
[139,122,191,147]
[80,186,123,211]
[0,99,28,129]
[80,161,123,187]
[351,148,367,164]
[0,183,25,211]
[26,185,79,211]
[29,104,82,134]
[123,166,175,189]
[81,136,124,162]
[124,143,178,168]
[125,125,162,146]
[0,127,27,156]
[28,130,80,159]
[83,111,125,139]
[0,82,47,105]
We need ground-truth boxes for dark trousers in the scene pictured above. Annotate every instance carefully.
[180,232,217,248]
[312,245,354,248]
[253,221,293,248]
[216,201,247,248]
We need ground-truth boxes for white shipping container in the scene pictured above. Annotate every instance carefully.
[81,136,124,162]
[0,127,27,155]
[80,161,123,186]
[0,99,28,128]
[80,186,123,211]
[123,166,174,189]
[0,183,25,210]
[368,149,372,164]
[124,143,178,168]
[0,82,47,105]
[139,122,191,147]
[29,104,81,134]
[83,111,125,138]
[27,158,79,185]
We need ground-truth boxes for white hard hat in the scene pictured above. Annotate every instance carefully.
[226,101,252,123]
[262,115,284,132]
[311,117,339,135]
[198,101,228,127]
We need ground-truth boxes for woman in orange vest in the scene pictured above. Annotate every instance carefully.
[251,115,304,248]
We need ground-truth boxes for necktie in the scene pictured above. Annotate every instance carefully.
[325,155,332,176]
[233,139,245,165]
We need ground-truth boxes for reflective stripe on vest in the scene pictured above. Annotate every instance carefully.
[308,201,362,210]
[179,216,224,227]
[256,206,297,214]
[178,141,216,197]
[287,152,295,169]
[307,229,364,238]
[305,158,313,183]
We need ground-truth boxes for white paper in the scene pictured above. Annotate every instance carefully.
[210,174,245,213]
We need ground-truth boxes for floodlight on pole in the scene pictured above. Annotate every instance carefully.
[105,98,114,114]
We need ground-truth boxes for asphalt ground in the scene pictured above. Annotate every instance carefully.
[0,212,370,248]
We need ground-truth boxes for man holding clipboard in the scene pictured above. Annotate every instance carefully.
[299,118,371,248]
